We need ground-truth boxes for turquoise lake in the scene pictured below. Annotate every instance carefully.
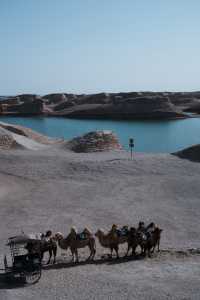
[0,116,200,153]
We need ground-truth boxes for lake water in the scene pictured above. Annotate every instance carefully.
[0,116,200,153]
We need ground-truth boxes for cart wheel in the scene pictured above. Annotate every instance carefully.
[25,267,41,284]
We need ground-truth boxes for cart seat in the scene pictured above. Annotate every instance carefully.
[13,255,28,268]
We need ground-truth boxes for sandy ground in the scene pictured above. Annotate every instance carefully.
[0,148,199,299]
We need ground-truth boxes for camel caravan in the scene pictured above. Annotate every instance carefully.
[31,222,162,264]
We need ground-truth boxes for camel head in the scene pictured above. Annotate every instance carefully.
[111,224,117,230]
[130,227,136,234]
[54,232,64,241]
[154,227,163,237]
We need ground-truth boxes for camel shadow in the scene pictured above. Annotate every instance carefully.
[43,253,145,271]
[0,273,25,289]
[0,254,148,289]
[43,258,106,270]
[107,254,145,265]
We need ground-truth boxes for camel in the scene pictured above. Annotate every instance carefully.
[125,227,138,257]
[95,226,129,258]
[109,224,129,244]
[55,228,96,263]
[25,237,57,264]
[137,227,163,257]
[40,238,57,264]
[147,227,162,254]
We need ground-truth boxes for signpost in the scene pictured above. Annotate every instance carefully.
[129,138,134,159]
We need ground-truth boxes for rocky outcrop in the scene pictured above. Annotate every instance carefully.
[168,92,200,113]
[0,127,23,149]
[3,99,44,115]
[0,123,121,152]
[54,100,75,111]
[2,91,200,119]
[64,130,121,152]
[172,144,200,162]
[0,122,59,145]
[18,94,40,102]
[0,122,62,150]
[0,96,20,105]
[42,93,67,104]
[183,103,200,114]
[52,95,184,119]
[18,99,43,114]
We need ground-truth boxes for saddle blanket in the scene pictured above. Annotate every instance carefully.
[76,233,87,240]
[116,228,128,237]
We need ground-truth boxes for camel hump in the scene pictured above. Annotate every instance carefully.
[83,227,92,236]
[109,224,118,234]
[70,227,78,235]
[75,227,93,240]
[111,224,118,231]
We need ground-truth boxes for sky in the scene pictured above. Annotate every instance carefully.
[0,0,200,95]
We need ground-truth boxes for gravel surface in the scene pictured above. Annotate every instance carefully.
[0,148,199,299]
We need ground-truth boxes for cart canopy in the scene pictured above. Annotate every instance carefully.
[7,233,42,246]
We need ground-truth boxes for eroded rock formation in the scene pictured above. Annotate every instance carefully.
[64,130,122,152]
[0,122,59,150]
[172,144,200,162]
[1,91,200,119]
[0,127,22,149]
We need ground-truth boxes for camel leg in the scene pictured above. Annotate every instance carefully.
[148,247,151,258]
[87,253,92,261]
[157,239,160,252]
[75,249,79,263]
[87,242,96,261]
[91,240,96,260]
[47,249,52,264]
[125,244,130,257]
[142,246,147,257]
[114,245,119,259]
[92,248,96,260]
[140,245,145,256]
[86,245,92,261]
[110,247,113,258]
[53,247,57,264]
[70,248,75,262]
[131,245,137,257]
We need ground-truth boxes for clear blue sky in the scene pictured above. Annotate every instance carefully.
[0,0,200,95]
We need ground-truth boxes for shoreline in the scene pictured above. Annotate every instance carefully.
[0,112,192,120]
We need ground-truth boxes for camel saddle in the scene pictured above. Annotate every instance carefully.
[116,227,129,237]
[76,232,88,240]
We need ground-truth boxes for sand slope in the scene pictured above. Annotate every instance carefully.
[0,148,199,299]
[0,121,59,150]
